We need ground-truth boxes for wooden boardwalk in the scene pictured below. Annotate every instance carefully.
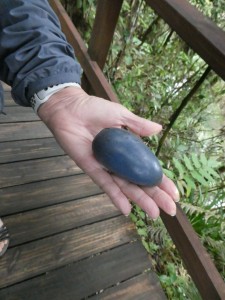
[0,85,166,299]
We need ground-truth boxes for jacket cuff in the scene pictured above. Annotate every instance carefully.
[11,65,82,107]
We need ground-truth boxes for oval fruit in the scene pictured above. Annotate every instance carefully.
[92,128,163,186]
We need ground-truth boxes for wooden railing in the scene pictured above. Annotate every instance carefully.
[50,1,225,299]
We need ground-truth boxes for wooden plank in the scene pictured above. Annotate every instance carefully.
[91,273,166,300]
[0,138,64,164]
[0,122,52,142]
[0,174,101,216]
[3,93,16,107]
[50,0,120,103]
[4,194,118,247]
[145,0,225,81]
[4,99,17,107]
[0,243,156,300]
[0,106,39,123]
[82,0,123,94]
[88,0,123,70]
[0,156,81,188]
[0,216,135,288]
[161,207,225,300]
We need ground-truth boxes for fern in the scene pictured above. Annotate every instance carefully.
[163,152,225,279]
[147,225,168,245]
[180,202,206,216]
[166,153,222,197]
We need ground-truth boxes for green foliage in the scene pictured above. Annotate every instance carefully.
[131,152,224,298]
[164,152,225,273]
[165,153,221,197]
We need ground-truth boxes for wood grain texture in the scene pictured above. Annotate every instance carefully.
[0,243,156,300]
[0,156,81,188]
[92,273,166,300]
[88,0,123,70]
[82,0,123,94]
[0,106,39,123]
[4,194,118,246]
[0,122,52,142]
[0,216,135,288]
[2,94,17,107]
[0,174,101,216]
[0,138,64,163]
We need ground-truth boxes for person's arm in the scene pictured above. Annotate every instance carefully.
[0,1,179,218]
[0,0,81,107]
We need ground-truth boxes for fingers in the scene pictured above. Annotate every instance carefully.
[92,170,132,216]
[112,176,160,219]
[142,186,177,217]
[158,174,180,202]
[82,161,132,216]
[121,109,162,137]
[82,151,178,219]
[112,176,177,219]
[74,147,179,219]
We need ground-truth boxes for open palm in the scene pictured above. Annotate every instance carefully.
[38,87,179,219]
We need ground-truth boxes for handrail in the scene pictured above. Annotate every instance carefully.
[49,0,120,103]
[145,0,225,81]
[50,1,225,299]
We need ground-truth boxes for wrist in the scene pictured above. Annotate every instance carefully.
[38,86,86,123]
[30,83,81,114]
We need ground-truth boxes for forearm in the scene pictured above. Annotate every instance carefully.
[0,0,81,107]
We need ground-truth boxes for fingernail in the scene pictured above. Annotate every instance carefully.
[170,211,176,217]
[152,124,162,134]
[174,187,180,202]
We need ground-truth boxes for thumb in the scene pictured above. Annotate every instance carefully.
[122,109,162,137]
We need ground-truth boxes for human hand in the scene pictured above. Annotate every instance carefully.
[38,87,179,219]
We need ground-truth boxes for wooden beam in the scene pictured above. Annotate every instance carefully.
[88,0,123,70]
[161,206,225,300]
[0,216,135,288]
[82,0,123,93]
[50,0,120,103]
[145,0,225,81]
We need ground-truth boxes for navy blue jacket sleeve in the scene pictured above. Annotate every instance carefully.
[0,0,82,107]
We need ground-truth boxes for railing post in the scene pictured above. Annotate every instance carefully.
[50,0,120,103]
[161,205,225,300]
[82,0,123,94]
[88,0,123,70]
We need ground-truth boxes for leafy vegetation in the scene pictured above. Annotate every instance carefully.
[132,152,224,299]
[62,0,225,298]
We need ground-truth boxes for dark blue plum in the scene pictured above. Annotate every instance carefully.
[92,128,163,186]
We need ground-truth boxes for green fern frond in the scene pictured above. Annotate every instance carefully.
[147,225,168,245]
[180,202,206,216]
[203,236,225,253]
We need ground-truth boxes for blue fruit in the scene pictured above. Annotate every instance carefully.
[92,128,163,186]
